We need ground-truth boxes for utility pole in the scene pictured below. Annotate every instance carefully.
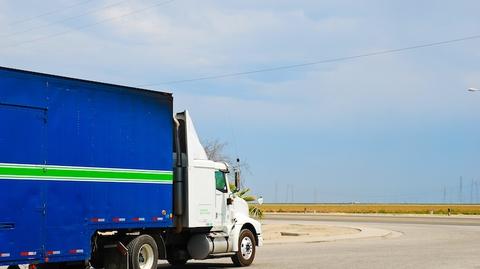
[274,181,278,203]
[291,186,295,203]
[477,180,480,203]
[285,184,289,203]
[285,184,288,203]
[459,176,463,203]
[476,180,479,204]
[443,186,447,203]
[471,179,474,204]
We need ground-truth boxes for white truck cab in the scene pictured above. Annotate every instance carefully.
[168,111,262,266]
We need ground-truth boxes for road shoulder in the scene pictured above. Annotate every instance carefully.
[262,221,401,244]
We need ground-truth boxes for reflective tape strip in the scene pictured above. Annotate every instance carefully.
[69,249,84,254]
[152,217,164,221]
[47,251,61,255]
[20,251,37,256]
[132,217,145,222]
[112,217,126,222]
[91,218,105,223]
[0,253,10,257]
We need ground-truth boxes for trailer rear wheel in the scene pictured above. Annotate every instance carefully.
[231,229,256,267]
[7,265,20,269]
[127,234,159,269]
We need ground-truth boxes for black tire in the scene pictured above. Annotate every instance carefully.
[127,234,159,269]
[167,257,188,267]
[231,229,256,267]
[7,265,20,269]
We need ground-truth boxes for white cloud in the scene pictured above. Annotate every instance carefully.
[89,1,365,72]
[1,1,480,202]
[1,0,478,125]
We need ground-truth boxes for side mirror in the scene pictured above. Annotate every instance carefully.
[234,158,241,189]
[234,170,240,190]
[257,196,264,205]
[227,197,233,205]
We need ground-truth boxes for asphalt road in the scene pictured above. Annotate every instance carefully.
[170,214,480,269]
[265,213,480,226]
[4,214,479,269]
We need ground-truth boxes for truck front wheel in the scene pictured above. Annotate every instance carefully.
[232,229,256,267]
[127,234,159,269]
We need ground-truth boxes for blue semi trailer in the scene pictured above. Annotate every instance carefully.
[0,67,262,269]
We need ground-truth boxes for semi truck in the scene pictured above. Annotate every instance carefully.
[0,67,262,269]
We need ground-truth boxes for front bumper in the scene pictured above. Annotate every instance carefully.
[257,233,263,247]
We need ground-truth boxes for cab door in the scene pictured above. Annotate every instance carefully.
[213,170,230,229]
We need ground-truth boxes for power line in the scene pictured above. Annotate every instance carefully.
[137,34,480,87]
[5,0,94,27]
[1,0,176,49]
[1,0,132,39]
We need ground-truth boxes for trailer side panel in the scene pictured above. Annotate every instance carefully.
[0,67,174,265]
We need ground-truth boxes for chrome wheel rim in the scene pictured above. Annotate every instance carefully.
[138,243,155,269]
[240,236,253,260]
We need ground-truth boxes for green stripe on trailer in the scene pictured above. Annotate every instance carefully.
[0,163,173,183]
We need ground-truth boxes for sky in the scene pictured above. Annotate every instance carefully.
[1,0,479,203]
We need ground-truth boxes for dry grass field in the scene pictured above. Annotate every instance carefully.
[259,203,480,215]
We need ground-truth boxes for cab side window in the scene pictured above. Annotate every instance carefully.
[215,171,227,193]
